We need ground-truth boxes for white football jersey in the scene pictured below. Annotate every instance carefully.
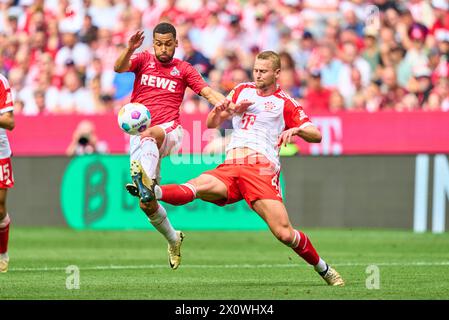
[0,74,14,159]
[226,82,313,167]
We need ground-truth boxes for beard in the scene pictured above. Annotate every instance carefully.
[156,53,173,63]
[255,79,273,89]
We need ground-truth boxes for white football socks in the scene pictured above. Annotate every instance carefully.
[140,137,160,180]
[148,204,178,245]
[314,258,328,273]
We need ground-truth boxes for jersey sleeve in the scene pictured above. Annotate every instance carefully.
[226,83,249,104]
[128,51,147,73]
[0,79,14,114]
[184,63,208,94]
[283,100,312,130]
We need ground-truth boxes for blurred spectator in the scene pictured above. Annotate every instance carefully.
[247,6,279,53]
[182,36,213,79]
[406,0,436,28]
[379,67,407,110]
[337,42,371,107]
[302,69,331,112]
[198,10,227,61]
[293,30,316,71]
[66,119,109,156]
[329,89,345,112]
[341,6,364,38]
[159,0,187,26]
[279,0,304,38]
[397,93,420,111]
[55,31,92,74]
[52,70,95,114]
[408,65,434,107]
[317,44,342,88]
[364,82,383,112]
[301,0,340,37]
[220,51,244,91]
[78,14,98,45]
[428,0,449,47]
[361,30,381,75]
[398,23,429,86]
[278,51,300,98]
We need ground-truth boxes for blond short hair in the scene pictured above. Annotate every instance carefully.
[256,51,281,70]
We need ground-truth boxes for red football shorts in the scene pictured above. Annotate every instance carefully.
[203,156,282,208]
[0,157,14,189]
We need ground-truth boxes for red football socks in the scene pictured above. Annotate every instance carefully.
[160,184,196,205]
[0,218,10,254]
[292,230,320,266]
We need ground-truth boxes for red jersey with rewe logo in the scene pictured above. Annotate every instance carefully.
[129,51,208,126]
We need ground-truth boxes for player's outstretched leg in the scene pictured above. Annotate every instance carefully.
[290,229,344,286]
[140,201,185,270]
[252,199,344,286]
[0,213,10,273]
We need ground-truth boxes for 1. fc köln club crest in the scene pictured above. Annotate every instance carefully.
[170,66,180,76]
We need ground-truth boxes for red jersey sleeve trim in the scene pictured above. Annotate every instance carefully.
[227,82,256,104]
[0,75,13,110]
[279,93,311,130]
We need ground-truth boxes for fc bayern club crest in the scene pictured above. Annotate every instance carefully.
[170,66,180,76]
[264,101,276,111]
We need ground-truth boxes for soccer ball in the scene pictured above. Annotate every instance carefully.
[117,102,151,135]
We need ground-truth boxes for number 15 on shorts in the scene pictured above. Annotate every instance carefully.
[0,158,14,188]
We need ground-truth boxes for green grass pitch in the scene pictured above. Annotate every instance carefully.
[1,227,449,300]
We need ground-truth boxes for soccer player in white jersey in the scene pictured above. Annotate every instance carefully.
[115,23,250,269]
[0,73,16,273]
[130,51,345,286]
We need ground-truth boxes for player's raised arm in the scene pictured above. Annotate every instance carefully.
[114,30,145,73]
[278,125,322,146]
[297,125,322,142]
[279,99,321,146]
[199,86,227,107]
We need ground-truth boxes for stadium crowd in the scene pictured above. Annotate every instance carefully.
[0,0,448,117]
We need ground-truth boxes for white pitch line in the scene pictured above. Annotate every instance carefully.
[8,261,449,273]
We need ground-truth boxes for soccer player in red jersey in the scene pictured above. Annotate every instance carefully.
[114,23,249,269]
[132,51,345,285]
[0,73,16,273]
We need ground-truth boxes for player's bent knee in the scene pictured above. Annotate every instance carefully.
[139,200,158,215]
[275,228,294,246]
